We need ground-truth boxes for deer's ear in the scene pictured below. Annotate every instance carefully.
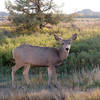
[54,34,64,44]
[71,33,77,41]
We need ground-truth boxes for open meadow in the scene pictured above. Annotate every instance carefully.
[1,18,100,99]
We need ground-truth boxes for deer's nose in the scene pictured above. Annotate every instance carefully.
[65,48,69,51]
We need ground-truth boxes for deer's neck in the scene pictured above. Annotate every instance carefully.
[59,47,69,61]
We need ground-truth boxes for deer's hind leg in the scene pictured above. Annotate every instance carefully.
[23,64,31,85]
[12,63,24,87]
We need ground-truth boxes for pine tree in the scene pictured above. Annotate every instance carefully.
[6,0,60,31]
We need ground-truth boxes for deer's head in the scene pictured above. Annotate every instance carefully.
[54,33,77,52]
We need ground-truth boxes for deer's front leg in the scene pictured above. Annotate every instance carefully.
[48,67,52,88]
[48,66,58,88]
[52,67,58,88]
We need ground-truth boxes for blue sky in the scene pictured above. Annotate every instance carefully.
[1,0,100,14]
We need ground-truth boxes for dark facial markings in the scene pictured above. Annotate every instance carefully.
[65,48,69,51]
[62,40,71,51]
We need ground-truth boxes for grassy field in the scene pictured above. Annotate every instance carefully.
[1,86,100,100]
[1,18,100,99]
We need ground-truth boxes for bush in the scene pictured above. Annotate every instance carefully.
[1,27,100,75]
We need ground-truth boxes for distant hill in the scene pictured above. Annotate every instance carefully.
[0,11,8,17]
[0,12,9,21]
[77,9,100,18]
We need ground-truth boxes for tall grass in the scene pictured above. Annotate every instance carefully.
[1,70,100,100]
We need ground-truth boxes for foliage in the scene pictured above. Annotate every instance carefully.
[6,0,60,31]
[1,26,100,74]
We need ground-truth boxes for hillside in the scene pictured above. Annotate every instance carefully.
[77,9,100,18]
[0,11,8,21]
[0,11,8,17]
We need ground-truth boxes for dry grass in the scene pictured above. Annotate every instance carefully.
[1,88,100,100]
[1,67,100,100]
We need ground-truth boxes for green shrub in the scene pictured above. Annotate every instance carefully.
[0,27,100,75]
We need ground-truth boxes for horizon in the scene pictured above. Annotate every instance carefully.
[1,0,100,14]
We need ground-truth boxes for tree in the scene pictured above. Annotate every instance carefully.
[6,0,60,31]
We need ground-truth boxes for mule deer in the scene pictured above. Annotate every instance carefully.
[12,34,77,87]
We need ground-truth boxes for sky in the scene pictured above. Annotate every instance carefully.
[1,0,100,14]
